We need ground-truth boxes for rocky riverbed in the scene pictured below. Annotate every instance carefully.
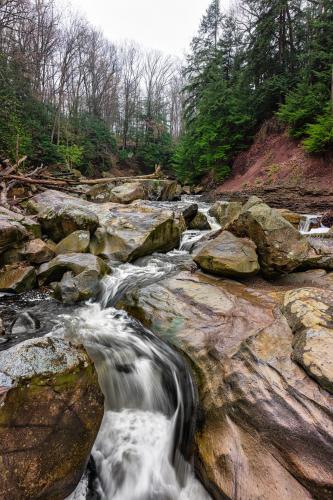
[1,180,333,499]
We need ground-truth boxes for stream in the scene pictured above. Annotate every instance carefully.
[53,198,217,500]
[1,196,329,499]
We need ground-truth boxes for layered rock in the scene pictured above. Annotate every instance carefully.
[0,336,104,499]
[38,253,110,284]
[229,196,311,276]
[193,231,259,277]
[121,271,333,500]
[283,287,333,394]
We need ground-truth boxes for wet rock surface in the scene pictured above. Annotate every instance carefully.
[55,230,90,254]
[283,287,333,393]
[229,196,311,276]
[193,230,260,277]
[22,238,55,264]
[0,336,104,500]
[27,190,99,242]
[38,252,110,284]
[89,203,183,262]
[121,271,333,500]
[0,264,37,293]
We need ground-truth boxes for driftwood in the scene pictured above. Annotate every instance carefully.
[0,162,165,207]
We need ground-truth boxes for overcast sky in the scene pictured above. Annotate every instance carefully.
[64,0,231,58]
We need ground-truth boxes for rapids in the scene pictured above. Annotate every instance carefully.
[52,213,214,500]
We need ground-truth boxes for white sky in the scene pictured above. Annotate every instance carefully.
[64,0,231,58]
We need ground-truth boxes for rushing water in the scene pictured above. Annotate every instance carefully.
[53,239,212,499]
[299,213,330,236]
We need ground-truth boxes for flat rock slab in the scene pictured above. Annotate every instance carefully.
[193,230,260,277]
[121,271,333,499]
[0,336,103,499]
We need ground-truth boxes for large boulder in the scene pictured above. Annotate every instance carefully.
[38,253,110,284]
[142,179,181,201]
[108,182,145,204]
[53,270,101,304]
[121,272,333,499]
[87,179,181,203]
[0,206,41,241]
[188,212,211,231]
[283,287,333,394]
[229,196,311,276]
[0,336,104,499]
[209,201,242,228]
[27,190,99,242]
[55,230,90,255]
[0,215,28,255]
[90,204,183,262]
[23,238,55,264]
[193,231,259,277]
[0,265,37,293]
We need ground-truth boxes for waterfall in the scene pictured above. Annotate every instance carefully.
[299,214,330,236]
[53,256,211,500]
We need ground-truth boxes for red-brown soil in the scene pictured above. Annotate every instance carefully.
[212,128,333,212]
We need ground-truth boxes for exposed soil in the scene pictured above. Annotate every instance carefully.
[211,128,333,212]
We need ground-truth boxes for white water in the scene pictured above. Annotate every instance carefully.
[299,214,330,236]
[180,196,221,252]
[56,255,211,500]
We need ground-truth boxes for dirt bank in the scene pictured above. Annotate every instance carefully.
[211,128,333,212]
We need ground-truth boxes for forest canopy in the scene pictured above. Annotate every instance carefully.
[0,0,183,173]
[174,0,333,183]
[0,0,332,181]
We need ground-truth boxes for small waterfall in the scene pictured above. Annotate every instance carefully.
[54,257,211,500]
[299,214,330,236]
[180,195,221,252]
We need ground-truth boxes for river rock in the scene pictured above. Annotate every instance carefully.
[0,206,41,241]
[121,271,333,499]
[0,265,37,293]
[23,238,55,264]
[27,190,99,242]
[209,201,242,228]
[0,215,29,255]
[283,287,333,394]
[109,182,145,203]
[38,253,110,284]
[54,270,101,304]
[87,179,181,203]
[277,208,302,227]
[0,336,104,499]
[11,311,40,335]
[229,196,311,276]
[55,230,90,254]
[90,204,183,262]
[193,231,259,277]
[188,212,211,230]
